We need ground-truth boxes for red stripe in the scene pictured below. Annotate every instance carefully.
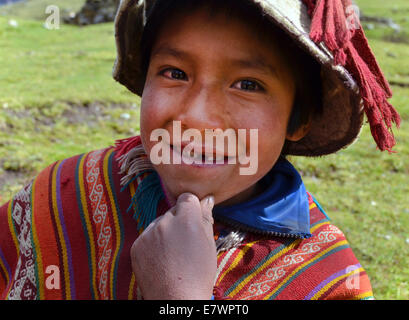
[60,154,93,299]
[47,161,67,299]
[0,201,18,298]
[32,163,61,299]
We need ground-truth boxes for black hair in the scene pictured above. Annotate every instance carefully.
[139,0,323,139]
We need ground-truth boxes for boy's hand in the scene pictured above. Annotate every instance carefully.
[130,193,217,300]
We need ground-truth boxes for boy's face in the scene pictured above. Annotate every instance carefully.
[140,7,305,206]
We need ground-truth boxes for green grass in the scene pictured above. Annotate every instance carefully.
[0,0,408,300]
[287,0,409,299]
[0,13,140,200]
[0,17,136,109]
[0,0,85,20]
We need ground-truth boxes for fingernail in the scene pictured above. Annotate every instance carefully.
[205,195,215,210]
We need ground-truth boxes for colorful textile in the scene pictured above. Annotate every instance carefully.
[0,139,374,300]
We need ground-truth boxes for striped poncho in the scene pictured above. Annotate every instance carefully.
[0,137,374,300]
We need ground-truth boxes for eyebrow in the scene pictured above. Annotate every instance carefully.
[151,44,280,79]
[151,45,190,61]
[230,57,280,79]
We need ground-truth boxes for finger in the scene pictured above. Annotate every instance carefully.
[200,195,215,239]
[175,192,201,218]
[200,195,215,222]
[169,206,177,216]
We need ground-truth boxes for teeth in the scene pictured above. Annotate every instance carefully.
[205,155,213,162]
[175,145,227,163]
[183,150,202,161]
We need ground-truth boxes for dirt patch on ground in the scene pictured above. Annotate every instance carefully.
[0,101,139,204]
[0,169,33,205]
[2,101,138,130]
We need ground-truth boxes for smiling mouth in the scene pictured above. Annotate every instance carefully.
[170,144,235,165]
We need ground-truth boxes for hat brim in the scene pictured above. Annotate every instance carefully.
[113,0,365,157]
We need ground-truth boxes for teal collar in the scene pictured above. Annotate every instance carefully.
[213,158,312,239]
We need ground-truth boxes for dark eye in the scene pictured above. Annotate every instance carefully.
[161,68,188,81]
[233,79,264,92]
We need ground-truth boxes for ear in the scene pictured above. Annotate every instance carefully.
[286,118,312,142]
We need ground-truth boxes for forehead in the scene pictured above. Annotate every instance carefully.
[151,7,291,75]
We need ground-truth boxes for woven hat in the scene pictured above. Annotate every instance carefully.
[112,0,400,157]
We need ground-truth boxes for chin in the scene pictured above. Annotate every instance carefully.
[167,180,219,202]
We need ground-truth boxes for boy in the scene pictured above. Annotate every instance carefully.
[0,0,400,300]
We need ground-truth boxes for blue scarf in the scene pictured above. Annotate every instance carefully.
[213,158,312,239]
[126,157,311,239]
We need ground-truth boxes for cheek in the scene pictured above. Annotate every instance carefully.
[235,102,288,142]
[140,84,175,147]
[234,103,288,168]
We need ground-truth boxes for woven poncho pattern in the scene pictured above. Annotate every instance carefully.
[0,141,373,300]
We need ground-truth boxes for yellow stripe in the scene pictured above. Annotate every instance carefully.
[78,154,99,300]
[30,177,45,299]
[0,254,9,290]
[129,179,136,198]
[127,178,142,299]
[311,267,364,300]
[264,240,348,299]
[51,160,71,299]
[350,291,374,300]
[127,180,137,300]
[310,221,330,233]
[4,196,20,298]
[103,149,122,300]
[128,273,136,300]
[309,203,317,210]
[216,240,258,287]
[129,180,145,235]
[227,239,302,297]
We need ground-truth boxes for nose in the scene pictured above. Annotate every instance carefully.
[176,83,228,133]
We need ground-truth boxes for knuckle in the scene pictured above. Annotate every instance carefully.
[178,192,199,204]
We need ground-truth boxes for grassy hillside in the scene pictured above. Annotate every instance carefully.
[0,0,408,299]
[0,14,140,199]
[0,0,85,20]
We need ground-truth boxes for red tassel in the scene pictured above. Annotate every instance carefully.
[350,28,393,98]
[301,0,401,152]
[307,0,354,66]
[309,0,326,42]
[334,48,347,65]
[114,135,142,159]
[345,38,400,152]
